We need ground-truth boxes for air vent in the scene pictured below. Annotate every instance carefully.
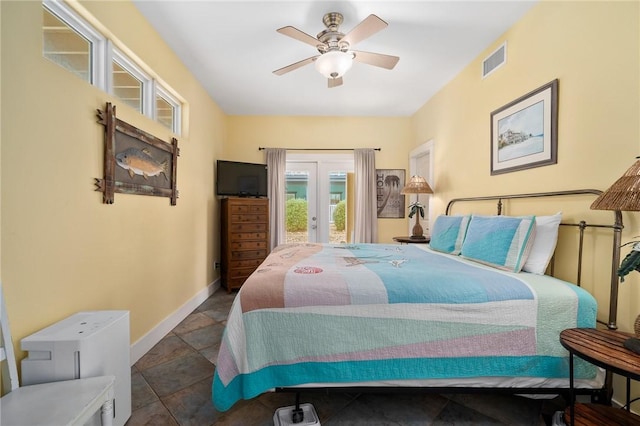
[482,42,507,79]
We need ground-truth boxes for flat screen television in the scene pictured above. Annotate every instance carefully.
[216,160,268,197]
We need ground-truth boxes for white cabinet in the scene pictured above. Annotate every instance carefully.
[21,311,131,426]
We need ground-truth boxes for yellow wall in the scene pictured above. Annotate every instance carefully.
[411,0,639,404]
[225,115,413,243]
[1,0,224,356]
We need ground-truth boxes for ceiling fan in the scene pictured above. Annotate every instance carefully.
[273,12,400,88]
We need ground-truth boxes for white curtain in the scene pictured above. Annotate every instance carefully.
[354,148,378,243]
[266,148,287,250]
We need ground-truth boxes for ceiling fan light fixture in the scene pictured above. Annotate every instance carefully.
[314,50,353,79]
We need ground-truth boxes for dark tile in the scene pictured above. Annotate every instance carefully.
[173,312,216,335]
[125,400,179,426]
[135,335,195,371]
[323,392,449,425]
[131,371,159,410]
[202,307,231,323]
[213,398,274,426]
[322,397,402,425]
[197,291,236,313]
[448,393,543,425]
[180,323,225,351]
[142,352,215,397]
[196,296,219,312]
[433,399,503,425]
[199,343,221,365]
[201,294,236,323]
[162,376,221,426]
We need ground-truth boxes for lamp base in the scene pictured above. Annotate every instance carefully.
[409,235,427,241]
[411,217,424,240]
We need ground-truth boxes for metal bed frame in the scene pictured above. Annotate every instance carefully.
[279,189,624,407]
[445,189,623,331]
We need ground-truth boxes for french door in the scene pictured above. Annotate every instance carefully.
[286,154,353,243]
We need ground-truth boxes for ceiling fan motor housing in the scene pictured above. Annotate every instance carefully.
[317,12,349,53]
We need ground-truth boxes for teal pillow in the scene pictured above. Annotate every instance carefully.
[460,215,536,272]
[429,215,471,254]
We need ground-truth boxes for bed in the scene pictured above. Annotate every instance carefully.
[212,189,623,412]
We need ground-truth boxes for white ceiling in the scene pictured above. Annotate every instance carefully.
[133,1,537,117]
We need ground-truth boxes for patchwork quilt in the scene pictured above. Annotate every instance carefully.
[212,243,597,411]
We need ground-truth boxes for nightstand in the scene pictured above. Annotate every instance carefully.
[393,236,430,244]
[559,328,640,425]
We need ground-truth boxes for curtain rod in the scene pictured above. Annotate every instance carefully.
[258,147,381,151]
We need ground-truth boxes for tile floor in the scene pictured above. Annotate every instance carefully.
[126,288,565,425]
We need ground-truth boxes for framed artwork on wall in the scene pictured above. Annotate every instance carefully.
[376,169,405,218]
[95,102,179,205]
[490,79,558,175]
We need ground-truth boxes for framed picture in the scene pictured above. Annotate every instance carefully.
[376,169,405,218]
[95,102,179,205]
[490,79,558,175]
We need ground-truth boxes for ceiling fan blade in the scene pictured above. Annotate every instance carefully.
[277,26,324,49]
[328,77,343,88]
[341,14,388,47]
[273,56,319,76]
[352,50,399,70]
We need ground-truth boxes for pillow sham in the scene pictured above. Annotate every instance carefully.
[429,215,471,254]
[522,212,562,274]
[460,215,536,272]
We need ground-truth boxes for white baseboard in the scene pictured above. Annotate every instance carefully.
[130,279,220,365]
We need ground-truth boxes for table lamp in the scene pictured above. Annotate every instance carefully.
[401,175,433,241]
[591,156,640,353]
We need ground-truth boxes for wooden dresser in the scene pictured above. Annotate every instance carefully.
[221,197,270,292]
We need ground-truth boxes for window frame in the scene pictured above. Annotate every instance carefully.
[108,44,153,115]
[42,0,183,136]
[43,0,106,87]
[155,84,182,135]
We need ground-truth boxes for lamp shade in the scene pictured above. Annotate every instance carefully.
[591,157,640,211]
[401,175,433,194]
[314,51,353,79]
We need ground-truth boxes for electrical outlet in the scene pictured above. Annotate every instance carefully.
[214,262,221,270]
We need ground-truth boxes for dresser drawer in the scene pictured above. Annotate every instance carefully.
[225,276,249,290]
[230,214,267,223]
[230,240,268,250]
[230,258,264,269]
[229,266,259,278]
[229,223,268,232]
[230,204,268,214]
[231,249,268,260]
[232,232,268,241]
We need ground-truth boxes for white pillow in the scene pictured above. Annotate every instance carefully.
[522,212,562,274]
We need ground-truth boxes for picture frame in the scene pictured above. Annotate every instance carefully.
[95,102,179,205]
[376,169,405,218]
[490,79,558,175]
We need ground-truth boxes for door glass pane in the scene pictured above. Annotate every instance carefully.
[113,61,142,112]
[285,170,309,243]
[328,172,347,244]
[43,8,91,82]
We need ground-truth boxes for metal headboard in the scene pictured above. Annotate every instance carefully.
[445,189,623,330]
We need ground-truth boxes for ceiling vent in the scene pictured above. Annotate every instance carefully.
[482,42,507,79]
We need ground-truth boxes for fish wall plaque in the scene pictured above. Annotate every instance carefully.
[95,102,179,205]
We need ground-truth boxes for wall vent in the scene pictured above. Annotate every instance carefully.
[482,42,507,79]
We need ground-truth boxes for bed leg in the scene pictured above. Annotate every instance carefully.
[291,393,304,423]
